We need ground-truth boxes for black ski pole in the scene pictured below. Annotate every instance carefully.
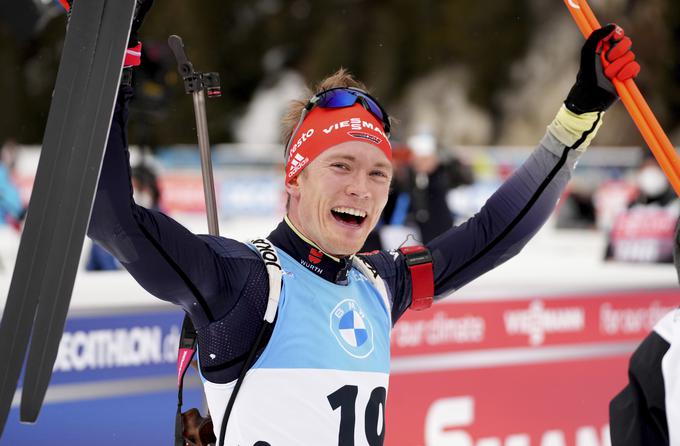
[168,34,221,446]
[168,34,221,236]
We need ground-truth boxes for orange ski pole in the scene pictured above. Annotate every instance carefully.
[563,0,680,196]
[577,0,680,173]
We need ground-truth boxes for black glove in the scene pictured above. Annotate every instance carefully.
[565,24,640,114]
[129,0,154,48]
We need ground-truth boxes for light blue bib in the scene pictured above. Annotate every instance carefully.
[252,249,391,373]
[200,246,393,445]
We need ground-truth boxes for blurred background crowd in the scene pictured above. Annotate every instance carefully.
[1,0,679,267]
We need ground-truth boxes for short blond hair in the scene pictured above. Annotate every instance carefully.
[281,68,370,149]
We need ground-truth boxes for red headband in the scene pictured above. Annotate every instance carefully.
[285,104,392,183]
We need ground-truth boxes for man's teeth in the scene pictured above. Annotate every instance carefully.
[332,207,367,218]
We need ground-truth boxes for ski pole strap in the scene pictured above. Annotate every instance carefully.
[175,314,197,446]
[399,245,434,310]
[177,314,198,389]
[174,409,185,446]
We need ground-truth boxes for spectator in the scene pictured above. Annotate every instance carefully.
[363,131,473,251]
[605,155,679,263]
[0,139,25,231]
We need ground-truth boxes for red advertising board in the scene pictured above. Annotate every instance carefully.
[158,174,207,213]
[386,289,680,446]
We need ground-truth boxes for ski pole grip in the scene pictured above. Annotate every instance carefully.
[169,35,199,95]
[168,34,195,78]
[168,34,222,98]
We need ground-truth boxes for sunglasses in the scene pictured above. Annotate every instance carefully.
[284,87,391,160]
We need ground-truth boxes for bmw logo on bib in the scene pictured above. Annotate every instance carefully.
[330,299,374,358]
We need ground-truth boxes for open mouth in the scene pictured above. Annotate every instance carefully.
[331,207,367,227]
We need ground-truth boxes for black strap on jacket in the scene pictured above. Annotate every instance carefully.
[174,314,198,446]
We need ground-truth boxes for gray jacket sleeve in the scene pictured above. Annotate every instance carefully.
[428,131,584,298]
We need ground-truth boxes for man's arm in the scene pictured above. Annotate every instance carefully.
[365,25,640,323]
[428,132,580,294]
[88,85,263,329]
[430,24,641,297]
[364,121,585,323]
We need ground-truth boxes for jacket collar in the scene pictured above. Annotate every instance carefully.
[267,217,352,285]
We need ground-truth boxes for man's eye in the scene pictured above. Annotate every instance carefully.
[370,170,389,178]
[331,163,350,170]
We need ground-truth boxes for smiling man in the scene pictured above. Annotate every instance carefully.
[87,9,640,445]
[288,141,391,255]
[284,88,394,258]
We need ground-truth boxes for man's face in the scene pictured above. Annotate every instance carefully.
[286,141,393,257]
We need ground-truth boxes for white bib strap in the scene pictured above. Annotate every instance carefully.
[352,256,391,314]
[250,239,283,323]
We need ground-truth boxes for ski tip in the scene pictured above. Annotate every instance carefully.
[19,387,44,424]
[19,402,41,425]
[19,417,38,425]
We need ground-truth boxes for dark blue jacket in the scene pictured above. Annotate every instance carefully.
[88,86,582,383]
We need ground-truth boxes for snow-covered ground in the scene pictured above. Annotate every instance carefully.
[0,216,676,314]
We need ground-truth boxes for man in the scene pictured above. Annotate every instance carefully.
[87,2,640,443]
[604,154,679,264]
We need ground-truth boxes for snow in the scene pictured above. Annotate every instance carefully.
[0,216,676,313]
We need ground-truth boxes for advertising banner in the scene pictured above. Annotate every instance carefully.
[387,289,680,446]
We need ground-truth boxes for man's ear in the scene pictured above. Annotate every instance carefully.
[285,175,301,200]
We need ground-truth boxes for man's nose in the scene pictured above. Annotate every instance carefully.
[345,173,370,199]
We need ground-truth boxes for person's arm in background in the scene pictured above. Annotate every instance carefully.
[365,25,641,323]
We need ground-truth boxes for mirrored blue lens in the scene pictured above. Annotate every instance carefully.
[285,88,391,158]
[316,89,386,123]
[317,90,358,107]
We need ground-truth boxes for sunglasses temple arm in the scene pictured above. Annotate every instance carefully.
[284,107,309,161]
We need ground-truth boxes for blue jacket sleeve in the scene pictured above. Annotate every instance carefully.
[428,132,578,296]
[365,131,583,323]
[87,86,263,329]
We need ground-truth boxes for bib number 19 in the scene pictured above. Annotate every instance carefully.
[327,385,386,446]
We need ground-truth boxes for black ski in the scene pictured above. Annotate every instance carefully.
[0,0,136,435]
[20,0,136,423]
[0,0,106,433]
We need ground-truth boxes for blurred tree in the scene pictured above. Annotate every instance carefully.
[0,16,64,144]
[662,0,680,131]
[2,0,679,147]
